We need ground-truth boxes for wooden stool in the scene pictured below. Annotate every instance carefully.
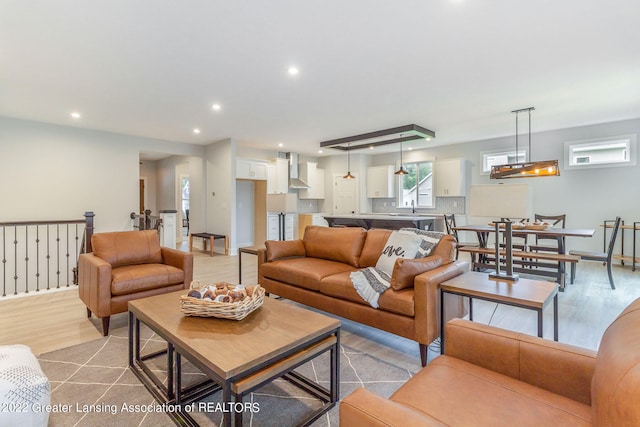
[189,232,228,256]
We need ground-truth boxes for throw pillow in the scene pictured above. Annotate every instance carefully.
[266,239,306,262]
[391,255,443,290]
[400,228,446,258]
[375,231,424,275]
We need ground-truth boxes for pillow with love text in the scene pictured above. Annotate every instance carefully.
[375,231,424,276]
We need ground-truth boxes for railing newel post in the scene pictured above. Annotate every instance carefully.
[84,211,94,254]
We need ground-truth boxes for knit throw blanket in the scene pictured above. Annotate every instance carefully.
[351,228,444,308]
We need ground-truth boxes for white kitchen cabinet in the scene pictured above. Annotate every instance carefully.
[434,158,466,197]
[266,163,276,194]
[236,159,267,180]
[267,213,279,240]
[367,165,396,198]
[284,214,295,240]
[299,162,325,199]
[267,213,297,240]
[266,158,289,194]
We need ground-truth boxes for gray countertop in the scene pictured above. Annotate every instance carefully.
[322,213,437,221]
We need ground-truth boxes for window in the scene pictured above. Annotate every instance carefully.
[565,134,636,170]
[398,162,434,208]
[480,149,528,175]
[181,176,190,220]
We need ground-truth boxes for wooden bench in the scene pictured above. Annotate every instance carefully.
[458,246,579,290]
[189,232,228,256]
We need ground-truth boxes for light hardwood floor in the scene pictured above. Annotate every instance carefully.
[2,245,640,368]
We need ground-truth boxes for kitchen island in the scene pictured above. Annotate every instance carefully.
[323,214,437,231]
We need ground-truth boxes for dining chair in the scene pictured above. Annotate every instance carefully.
[444,213,477,260]
[569,216,621,289]
[529,214,566,253]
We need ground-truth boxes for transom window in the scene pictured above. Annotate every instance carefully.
[398,162,434,208]
[565,134,636,170]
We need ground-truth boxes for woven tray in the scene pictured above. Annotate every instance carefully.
[524,223,549,230]
[180,283,265,320]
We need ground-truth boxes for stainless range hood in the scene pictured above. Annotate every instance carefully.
[284,153,310,189]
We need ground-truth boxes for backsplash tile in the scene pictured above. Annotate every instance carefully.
[371,197,465,215]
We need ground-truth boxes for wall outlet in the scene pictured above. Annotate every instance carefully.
[391,201,396,207]
[453,201,458,208]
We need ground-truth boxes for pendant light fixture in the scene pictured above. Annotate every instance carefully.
[490,107,560,179]
[394,135,407,175]
[343,144,355,179]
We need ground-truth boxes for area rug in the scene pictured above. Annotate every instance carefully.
[38,323,417,426]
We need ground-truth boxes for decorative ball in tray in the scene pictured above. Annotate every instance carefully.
[180,281,265,320]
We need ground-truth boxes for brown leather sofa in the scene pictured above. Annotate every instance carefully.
[340,297,640,426]
[258,226,468,366]
[78,230,193,335]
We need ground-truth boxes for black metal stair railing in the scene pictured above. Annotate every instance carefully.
[0,212,94,297]
[130,210,163,231]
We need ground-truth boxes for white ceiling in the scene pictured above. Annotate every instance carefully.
[2,1,640,157]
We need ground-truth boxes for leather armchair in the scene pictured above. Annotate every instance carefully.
[78,230,193,335]
[341,297,640,426]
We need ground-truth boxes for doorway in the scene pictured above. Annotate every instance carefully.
[234,179,267,247]
[333,174,358,214]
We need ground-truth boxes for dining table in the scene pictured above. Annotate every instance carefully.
[453,224,596,289]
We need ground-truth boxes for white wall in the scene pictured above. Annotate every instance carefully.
[205,139,236,254]
[0,116,204,232]
[156,157,178,213]
[235,180,255,247]
[0,117,136,231]
[187,156,206,238]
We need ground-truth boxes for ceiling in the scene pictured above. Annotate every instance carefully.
[2,1,640,157]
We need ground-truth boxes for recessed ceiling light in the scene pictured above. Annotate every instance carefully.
[369,146,374,150]
[318,150,323,154]
[193,128,201,134]
[426,137,431,141]
[408,147,413,151]
[287,66,299,76]
[278,142,284,147]
[70,112,81,119]
[212,103,222,111]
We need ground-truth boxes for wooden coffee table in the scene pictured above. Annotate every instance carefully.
[439,271,558,353]
[128,291,340,427]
